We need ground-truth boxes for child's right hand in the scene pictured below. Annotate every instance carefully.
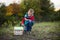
[25,18,29,20]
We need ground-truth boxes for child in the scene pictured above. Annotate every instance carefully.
[21,9,35,33]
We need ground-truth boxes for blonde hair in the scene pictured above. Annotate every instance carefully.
[28,9,34,13]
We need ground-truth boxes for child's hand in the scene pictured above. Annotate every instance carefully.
[21,24,24,26]
[25,18,29,20]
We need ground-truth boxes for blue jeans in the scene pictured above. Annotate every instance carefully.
[24,20,34,31]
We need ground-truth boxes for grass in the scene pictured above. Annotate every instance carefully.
[0,21,60,40]
[32,22,60,40]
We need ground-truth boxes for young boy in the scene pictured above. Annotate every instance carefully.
[21,9,35,33]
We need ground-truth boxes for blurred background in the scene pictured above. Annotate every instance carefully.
[0,0,60,40]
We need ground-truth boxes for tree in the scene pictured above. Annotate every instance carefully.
[6,4,13,16]
[20,0,42,21]
[6,3,20,16]
[0,3,6,17]
[55,10,60,21]
[40,0,55,21]
[20,0,55,21]
[0,3,7,26]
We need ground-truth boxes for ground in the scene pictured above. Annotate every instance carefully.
[0,22,60,40]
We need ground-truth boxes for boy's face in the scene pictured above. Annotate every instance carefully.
[28,10,33,16]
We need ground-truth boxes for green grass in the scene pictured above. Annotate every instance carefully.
[0,21,60,40]
[32,22,60,40]
[33,22,60,32]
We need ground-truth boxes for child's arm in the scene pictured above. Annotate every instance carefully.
[24,18,29,20]
[30,16,35,23]
[24,13,30,20]
[21,18,25,26]
[31,16,35,21]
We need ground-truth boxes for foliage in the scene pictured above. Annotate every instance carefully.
[0,0,60,27]
[0,3,7,26]
[40,0,55,21]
